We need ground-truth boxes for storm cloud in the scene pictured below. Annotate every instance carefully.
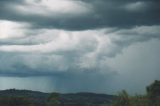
[0,0,160,94]
[0,0,160,30]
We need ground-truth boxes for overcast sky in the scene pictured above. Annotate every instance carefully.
[0,0,160,94]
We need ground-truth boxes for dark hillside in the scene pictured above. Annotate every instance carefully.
[0,89,115,106]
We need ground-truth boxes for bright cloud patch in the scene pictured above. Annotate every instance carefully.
[0,20,29,39]
[15,0,92,16]
[124,1,148,12]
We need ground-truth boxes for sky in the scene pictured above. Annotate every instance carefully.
[0,0,160,95]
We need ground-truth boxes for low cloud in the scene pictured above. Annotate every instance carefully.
[0,23,159,78]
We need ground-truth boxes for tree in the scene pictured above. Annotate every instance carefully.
[130,95,148,106]
[146,80,160,106]
[112,90,131,106]
[47,93,60,106]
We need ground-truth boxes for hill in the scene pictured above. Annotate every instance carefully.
[0,89,115,106]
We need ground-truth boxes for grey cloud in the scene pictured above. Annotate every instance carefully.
[94,26,160,59]
[50,69,116,93]
[0,25,160,77]
[0,0,160,94]
[107,39,160,94]
[0,0,160,30]
[0,52,117,93]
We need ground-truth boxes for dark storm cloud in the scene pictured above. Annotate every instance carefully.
[83,0,160,27]
[0,51,117,92]
[0,0,160,30]
[0,0,160,94]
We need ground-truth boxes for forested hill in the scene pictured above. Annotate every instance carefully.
[0,89,48,103]
[0,89,115,106]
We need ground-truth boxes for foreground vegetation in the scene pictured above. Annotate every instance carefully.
[0,80,159,106]
[105,80,160,106]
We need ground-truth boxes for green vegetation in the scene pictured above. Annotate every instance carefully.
[0,80,159,106]
[47,93,60,106]
[112,90,130,106]
[0,96,44,106]
[109,80,160,106]
[109,91,149,106]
